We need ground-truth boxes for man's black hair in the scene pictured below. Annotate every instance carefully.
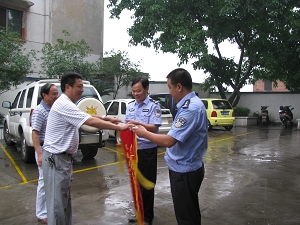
[61,72,83,92]
[166,68,192,90]
[40,83,56,99]
[131,77,149,89]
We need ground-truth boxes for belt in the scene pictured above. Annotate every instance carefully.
[59,152,72,157]
[45,151,72,157]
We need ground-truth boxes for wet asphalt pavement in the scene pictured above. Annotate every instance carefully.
[0,125,299,225]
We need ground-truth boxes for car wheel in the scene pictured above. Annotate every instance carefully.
[115,131,121,144]
[224,126,233,131]
[20,133,35,163]
[81,146,98,159]
[3,122,16,146]
[208,120,212,131]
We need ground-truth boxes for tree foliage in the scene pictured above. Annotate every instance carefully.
[39,31,112,96]
[39,31,146,98]
[0,29,34,94]
[40,30,96,80]
[108,0,300,106]
[98,49,148,99]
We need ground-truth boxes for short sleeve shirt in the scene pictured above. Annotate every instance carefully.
[165,92,208,173]
[43,94,91,154]
[31,100,50,142]
[124,96,162,149]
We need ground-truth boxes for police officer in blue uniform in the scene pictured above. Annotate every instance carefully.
[132,68,208,225]
[125,77,162,225]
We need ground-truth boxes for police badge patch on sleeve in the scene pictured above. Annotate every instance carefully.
[175,117,187,128]
[154,109,161,118]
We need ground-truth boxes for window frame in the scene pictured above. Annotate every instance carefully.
[0,6,26,41]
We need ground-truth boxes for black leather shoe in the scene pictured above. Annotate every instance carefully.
[128,218,137,223]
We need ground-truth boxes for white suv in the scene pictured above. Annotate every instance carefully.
[2,79,109,163]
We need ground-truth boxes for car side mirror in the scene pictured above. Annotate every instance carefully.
[2,101,11,109]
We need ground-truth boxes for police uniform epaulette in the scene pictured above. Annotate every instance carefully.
[182,99,190,108]
[128,99,135,104]
[149,98,159,104]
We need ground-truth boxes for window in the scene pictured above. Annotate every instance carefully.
[212,100,232,109]
[201,100,208,109]
[107,102,119,115]
[0,7,23,37]
[26,87,34,107]
[81,87,99,100]
[104,102,111,110]
[11,91,21,109]
[264,80,272,91]
[121,102,127,115]
[18,90,26,108]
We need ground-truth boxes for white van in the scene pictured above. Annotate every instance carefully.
[2,79,109,163]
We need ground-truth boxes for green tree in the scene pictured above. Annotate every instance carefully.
[40,30,97,80]
[98,50,148,99]
[108,0,300,106]
[254,6,300,92]
[39,31,145,97]
[0,29,34,94]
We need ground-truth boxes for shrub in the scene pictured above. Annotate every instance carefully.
[234,106,251,116]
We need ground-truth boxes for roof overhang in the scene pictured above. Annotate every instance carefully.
[0,0,34,10]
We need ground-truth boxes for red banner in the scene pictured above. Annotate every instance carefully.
[118,130,144,225]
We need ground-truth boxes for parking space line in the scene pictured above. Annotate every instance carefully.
[0,143,28,183]
[103,146,118,153]
[0,130,258,190]
[0,185,12,190]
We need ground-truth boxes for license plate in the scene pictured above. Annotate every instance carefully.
[221,111,229,115]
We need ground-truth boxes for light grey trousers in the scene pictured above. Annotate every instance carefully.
[35,152,47,219]
[43,150,73,225]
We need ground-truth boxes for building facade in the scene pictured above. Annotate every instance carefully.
[0,0,104,78]
[253,80,288,92]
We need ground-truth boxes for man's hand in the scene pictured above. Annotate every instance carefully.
[118,123,135,131]
[126,119,140,126]
[131,125,147,138]
[37,152,43,167]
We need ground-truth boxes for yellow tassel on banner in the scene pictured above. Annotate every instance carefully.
[116,142,124,173]
[136,169,155,190]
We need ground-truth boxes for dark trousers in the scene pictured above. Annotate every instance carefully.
[169,164,205,225]
[137,147,158,222]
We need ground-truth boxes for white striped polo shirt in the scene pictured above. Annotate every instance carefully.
[43,94,91,154]
[31,100,50,142]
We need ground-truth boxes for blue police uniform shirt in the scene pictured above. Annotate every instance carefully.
[165,92,208,173]
[124,96,162,150]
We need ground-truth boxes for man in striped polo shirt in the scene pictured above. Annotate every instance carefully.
[32,83,59,224]
[42,72,132,225]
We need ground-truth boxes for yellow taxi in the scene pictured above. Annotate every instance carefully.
[200,98,235,131]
